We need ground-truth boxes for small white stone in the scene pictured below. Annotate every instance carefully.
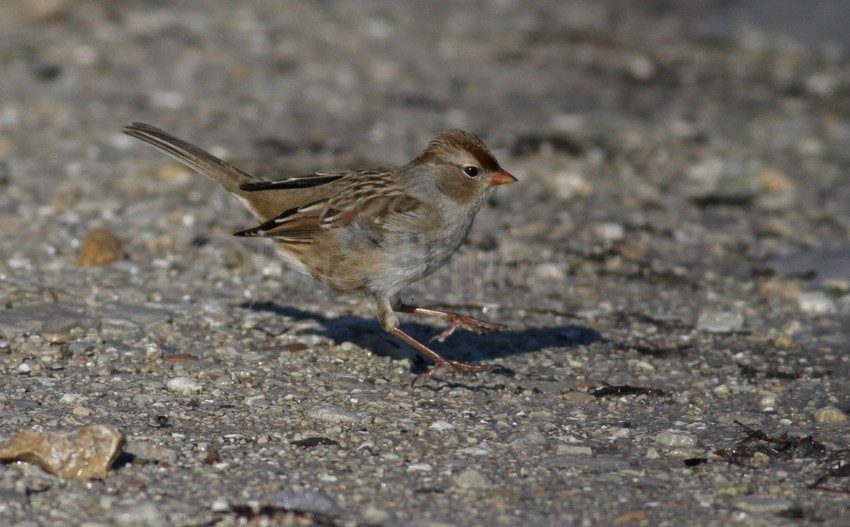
[696,309,744,333]
[453,468,491,489]
[306,403,359,424]
[150,90,185,110]
[407,463,433,473]
[166,377,202,395]
[244,394,266,407]
[713,384,730,398]
[429,420,455,431]
[509,430,548,449]
[210,498,230,513]
[459,445,492,456]
[627,54,656,80]
[655,430,698,448]
[798,292,836,315]
[610,427,631,439]
[7,256,32,270]
[733,496,794,514]
[535,262,566,280]
[60,393,87,404]
[759,393,776,412]
[594,222,625,241]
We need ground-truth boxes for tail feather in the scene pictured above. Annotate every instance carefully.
[123,122,258,194]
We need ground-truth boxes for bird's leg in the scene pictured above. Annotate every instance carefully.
[376,297,488,381]
[389,327,489,382]
[394,303,508,343]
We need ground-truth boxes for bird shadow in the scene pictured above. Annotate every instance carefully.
[240,301,603,377]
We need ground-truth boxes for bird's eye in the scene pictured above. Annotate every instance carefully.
[463,166,480,178]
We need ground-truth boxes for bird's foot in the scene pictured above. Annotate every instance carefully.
[412,358,490,387]
[430,313,509,343]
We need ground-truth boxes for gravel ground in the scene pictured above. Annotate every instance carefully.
[2,1,849,526]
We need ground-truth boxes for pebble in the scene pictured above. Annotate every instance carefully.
[0,424,125,479]
[306,403,360,424]
[813,406,848,425]
[244,394,267,407]
[615,510,650,524]
[6,255,32,270]
[655,430,698,449]
[166,377,202,395]
[430,420,455,431]
[453,468,491,489]
[610,427,631,438]
[593,221,625,241]
[459,445,494,456]
[627,54,655,81]
[75,228,125,266]
[268,490,340,516]
[59,393,87,404]
[759,168,797,193]
[114,502,165,526]
[758,279,802,299]
[556,445,593,456]
[125,440,179,464]
[407,463,433,473]
[362,505,391,522]
[695,309,744,333]
[210,498,229,513]
[732,496,794,514]
[712,384,729,398]
[759,393,776,412]
[72,406,93,417]
[685,158,759,203]
[509,430,548,449]
[798,292,837,315]
[67,341,95,353]
[534,262,566,280]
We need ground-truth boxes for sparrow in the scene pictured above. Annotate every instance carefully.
[123,122,517,380]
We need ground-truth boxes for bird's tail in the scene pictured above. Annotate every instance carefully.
[123,122,259,195]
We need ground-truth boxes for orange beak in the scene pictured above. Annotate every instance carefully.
[490,170,518,186]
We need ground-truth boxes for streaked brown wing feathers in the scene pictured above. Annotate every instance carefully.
[234,168,420,242]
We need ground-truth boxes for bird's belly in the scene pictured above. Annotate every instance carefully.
[366,220,471,297]
[279,213,474,297]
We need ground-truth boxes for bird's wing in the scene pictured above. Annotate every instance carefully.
[234,168,420,242]
[238,170,348,191]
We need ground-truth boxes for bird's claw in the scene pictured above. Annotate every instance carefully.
[428,314,509,343]
[411,358,490,387]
